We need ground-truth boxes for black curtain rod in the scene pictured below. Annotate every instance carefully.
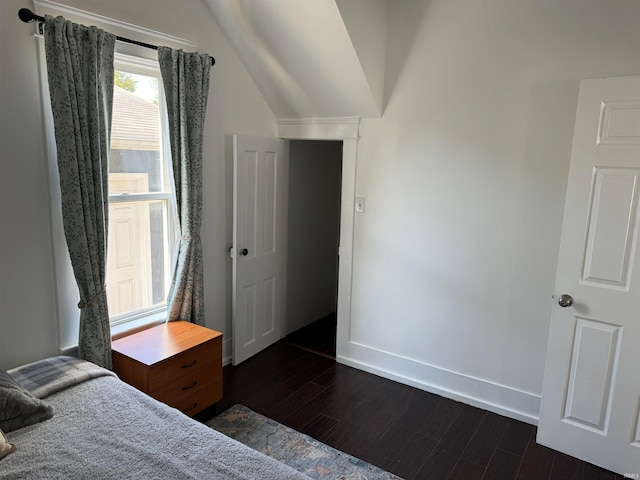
[18,8,215,66]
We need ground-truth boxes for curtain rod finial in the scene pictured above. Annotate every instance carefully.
[18,8,37,23]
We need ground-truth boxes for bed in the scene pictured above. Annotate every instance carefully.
[0,356,310,479]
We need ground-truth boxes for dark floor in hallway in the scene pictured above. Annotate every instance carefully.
[283,313,337,358]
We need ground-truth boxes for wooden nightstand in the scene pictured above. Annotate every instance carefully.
[111,321,222,417]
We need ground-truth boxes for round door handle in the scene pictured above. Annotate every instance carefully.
[558,294,574,308]
[240,248,249,256]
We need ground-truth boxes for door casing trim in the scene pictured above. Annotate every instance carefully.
[277,117,359,360]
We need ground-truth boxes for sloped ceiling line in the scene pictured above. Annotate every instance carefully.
[203,0,388,119]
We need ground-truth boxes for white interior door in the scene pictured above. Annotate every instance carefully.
[538,76,640,476]
[232,135,287,365]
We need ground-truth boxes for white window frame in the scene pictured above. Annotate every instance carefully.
[108,53,176,330]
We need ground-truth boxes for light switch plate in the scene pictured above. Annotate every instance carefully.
[355,196,365,213]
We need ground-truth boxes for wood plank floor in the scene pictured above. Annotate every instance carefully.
[208,341,623,480]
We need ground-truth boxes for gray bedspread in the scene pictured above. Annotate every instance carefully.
[1,359,310,479]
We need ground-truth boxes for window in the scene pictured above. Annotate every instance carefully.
[106,55,175,327]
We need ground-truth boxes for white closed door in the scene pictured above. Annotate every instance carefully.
[232,135,287,365]
[538,76,640,475]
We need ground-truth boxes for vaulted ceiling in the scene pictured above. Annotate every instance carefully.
[203,0,388,119]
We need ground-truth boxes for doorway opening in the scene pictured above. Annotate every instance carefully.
[283,140,343,358]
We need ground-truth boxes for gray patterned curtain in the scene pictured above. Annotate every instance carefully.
[44,16,115,368]
[158,47,210,325]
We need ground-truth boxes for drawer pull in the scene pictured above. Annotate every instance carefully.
[181,359,197,369]
[181,380,198,391]
[181,402,198,413]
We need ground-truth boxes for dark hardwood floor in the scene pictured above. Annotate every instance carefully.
[209,320,622,480]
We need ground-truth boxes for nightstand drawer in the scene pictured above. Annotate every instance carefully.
[148,339,220,392]
[173,379,222,417]
[151,361,220,404]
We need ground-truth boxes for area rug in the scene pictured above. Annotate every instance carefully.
[207,404,402,480]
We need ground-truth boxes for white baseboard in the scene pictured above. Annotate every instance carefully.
[338,341,540,425]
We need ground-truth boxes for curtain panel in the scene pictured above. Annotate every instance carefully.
[158,47,211,326]
[44,15,115,368]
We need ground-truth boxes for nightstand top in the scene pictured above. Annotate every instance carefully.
[112,321,222,366]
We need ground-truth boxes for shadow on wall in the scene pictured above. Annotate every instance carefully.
[499,79,579,390]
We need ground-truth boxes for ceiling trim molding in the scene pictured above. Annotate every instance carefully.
[277,117,360,140]
[34,0,197,49]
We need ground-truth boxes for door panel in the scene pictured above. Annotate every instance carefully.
[582,167,640,289]
[563,318,621,433]
[599,100,640,145]
[538,77,640,476]
[233,135,286,365]
[263,276,276,335]
[264,151,277,255]
[243,150,259,260]
[242,283,257,347]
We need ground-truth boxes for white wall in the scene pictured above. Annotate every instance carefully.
[286,140,342,334]
[341,0,640,423]
[0,0,275,369]
[0,0,59,368]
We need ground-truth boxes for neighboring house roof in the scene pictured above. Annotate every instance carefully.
[111,85,160,151]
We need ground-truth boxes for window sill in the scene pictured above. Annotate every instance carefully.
[111,312,166,341]
[58,313,166,357]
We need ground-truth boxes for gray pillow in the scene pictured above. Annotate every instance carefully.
[0,369,53,432]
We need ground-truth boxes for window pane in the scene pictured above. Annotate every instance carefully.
[107,66,172,323]
[110,71,164,194]
[106,198,169,317]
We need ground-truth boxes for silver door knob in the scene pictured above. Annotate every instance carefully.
[558,294,574,307]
